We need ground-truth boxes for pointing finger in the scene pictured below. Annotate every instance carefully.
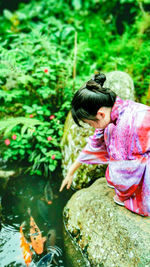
[59,180,67,192]
[67,179,72,189]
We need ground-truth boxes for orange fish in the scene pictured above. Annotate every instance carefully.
[40,197,52,205]
[28,209,46,254]
[20,224,32,267]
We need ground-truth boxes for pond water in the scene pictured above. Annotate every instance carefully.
[0,168,73,266]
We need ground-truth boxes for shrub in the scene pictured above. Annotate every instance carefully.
[0,0,149,176]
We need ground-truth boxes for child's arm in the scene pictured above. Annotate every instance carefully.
[59,159,82,192]
[59,129,108,192]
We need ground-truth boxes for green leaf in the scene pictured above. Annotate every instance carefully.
[58,130,63,136]
[3,9,13,20]
[41,147,47,154]
[39,157,47,163]
[44,163,49,177]
[49,164,56,171]
[16,11,27,20]
[21,125,28,135]
[61,26,75,40]
[23,105,34,113]
[19,149,25,155]
[72,0,82,10]
[0,117,43,136]
[29,150,37,162]
[35,170,42,175]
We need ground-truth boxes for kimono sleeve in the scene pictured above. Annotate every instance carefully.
[77,129,109,164]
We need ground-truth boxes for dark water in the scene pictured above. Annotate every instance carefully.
[0,0,31,15]
[0,169,73,266]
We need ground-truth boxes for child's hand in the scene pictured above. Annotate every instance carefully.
[59,172,73,192]
[59,160,81,192]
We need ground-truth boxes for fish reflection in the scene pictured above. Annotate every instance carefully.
[37,199,50,224]
[43,181,54,205]
[37,246,62,267]
[46,229,56,248]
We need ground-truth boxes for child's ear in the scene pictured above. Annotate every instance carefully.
[97,108,105,118]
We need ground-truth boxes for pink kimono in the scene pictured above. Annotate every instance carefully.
[77,97,150,216]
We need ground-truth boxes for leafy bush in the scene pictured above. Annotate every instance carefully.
[0,2,76,175]
[0,0,149,176]
[1,118,62,175]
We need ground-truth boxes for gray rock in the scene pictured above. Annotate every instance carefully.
[63,224,90,267]
[61,111,105,189]
[61,71,135,189]
[105,71,135,100]
[64,178,150,267]
[0,170,15,178]
[0,169,21,196]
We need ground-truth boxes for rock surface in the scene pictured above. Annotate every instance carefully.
[61,71,135,189]
[64,178,150,267]
[105,71,135,100]
[61,112,106,189]
[0,169,17,196]
[63,225,90,267]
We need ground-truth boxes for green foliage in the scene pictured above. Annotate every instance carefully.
[0,117,62,175]
[0,117,43,135]
[0,0,149,176]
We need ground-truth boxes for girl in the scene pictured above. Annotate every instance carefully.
[60,73,150,217]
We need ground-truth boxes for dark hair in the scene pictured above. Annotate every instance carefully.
[71,73,116,127]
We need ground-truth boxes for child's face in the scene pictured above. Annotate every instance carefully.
[83,107,112,129]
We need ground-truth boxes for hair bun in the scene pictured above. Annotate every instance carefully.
[94,73,106,87]
[86,80,100,90]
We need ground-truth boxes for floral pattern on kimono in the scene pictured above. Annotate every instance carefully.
[77,97,150,216]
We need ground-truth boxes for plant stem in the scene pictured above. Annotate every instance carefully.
[137,0,146,16]
[73,31,77,90]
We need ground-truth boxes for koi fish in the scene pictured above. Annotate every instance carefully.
[20,223,32,267]
[44,181,54,204]
[28,208,46,255]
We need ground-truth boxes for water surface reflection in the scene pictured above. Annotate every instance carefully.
[0,172,72,266]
